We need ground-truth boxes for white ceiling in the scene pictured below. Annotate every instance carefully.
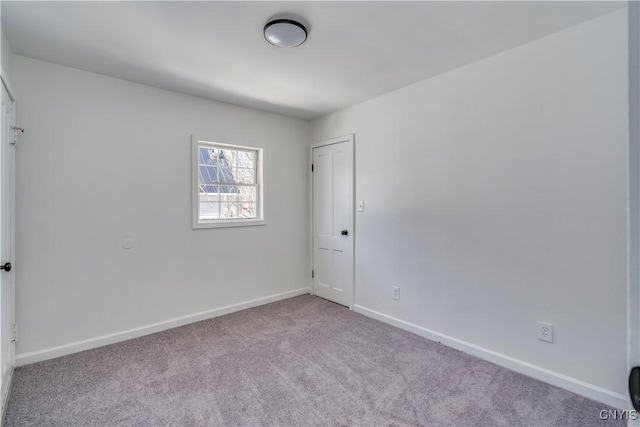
[1,1,626,120]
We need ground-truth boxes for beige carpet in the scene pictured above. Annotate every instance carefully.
[4,295,623,426]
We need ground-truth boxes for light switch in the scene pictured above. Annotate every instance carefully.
[357,201,365,212]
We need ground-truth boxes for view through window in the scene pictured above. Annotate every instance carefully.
[195,141,262,225]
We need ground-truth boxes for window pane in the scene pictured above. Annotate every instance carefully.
[219,184,239,194]
[233,168,254,184]
[216,151,234,184]
[238,186,256,202]
[199,201,220,220]
[219,202,238,219]
[236,151,254,168]
[200,166,217,183]
[220,193,238,203]
[217,168,234,183]
[219,149,235,168]
[238,202,256,218]
[200,147,218,165]
[201,184,219,194]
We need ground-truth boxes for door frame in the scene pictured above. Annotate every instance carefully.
[629,0,640,419]
[1,71,15,104]
[310,134,355,310]
[0,68,16,422]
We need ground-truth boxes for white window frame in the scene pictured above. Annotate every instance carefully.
[192,136,265,229]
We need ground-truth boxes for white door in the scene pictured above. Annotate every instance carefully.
[0,79,16,409]
[312,135,354,308]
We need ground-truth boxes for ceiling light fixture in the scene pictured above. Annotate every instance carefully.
[264,19,308,48]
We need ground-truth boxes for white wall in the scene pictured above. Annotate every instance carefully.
[13,56,310,361]
[1,28,14,83]
[311,9,628,407]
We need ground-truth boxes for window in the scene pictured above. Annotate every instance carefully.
[192,138,264,228]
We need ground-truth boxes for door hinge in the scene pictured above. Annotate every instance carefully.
[312,269,314,278]
[10,324,17,343]
[311,164,314,172]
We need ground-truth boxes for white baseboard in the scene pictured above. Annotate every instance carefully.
[354,304,628,410]
[16,287,310,367]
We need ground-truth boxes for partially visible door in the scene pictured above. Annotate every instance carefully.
[312,135,354,308]
[0,79,16,411]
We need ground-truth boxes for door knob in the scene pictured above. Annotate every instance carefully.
[0,263,11,272]
[341,230,348,236]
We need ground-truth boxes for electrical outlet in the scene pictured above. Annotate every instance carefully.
[538,321,553,343]
[392,286,400,300]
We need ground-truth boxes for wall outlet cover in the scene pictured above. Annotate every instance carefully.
[538,321,553,343]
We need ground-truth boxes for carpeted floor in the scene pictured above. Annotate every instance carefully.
[4,295,623,426]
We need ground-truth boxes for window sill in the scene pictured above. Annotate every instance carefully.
[192,219,267,229]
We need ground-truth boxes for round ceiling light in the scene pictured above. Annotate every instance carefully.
[264,19,307,48]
